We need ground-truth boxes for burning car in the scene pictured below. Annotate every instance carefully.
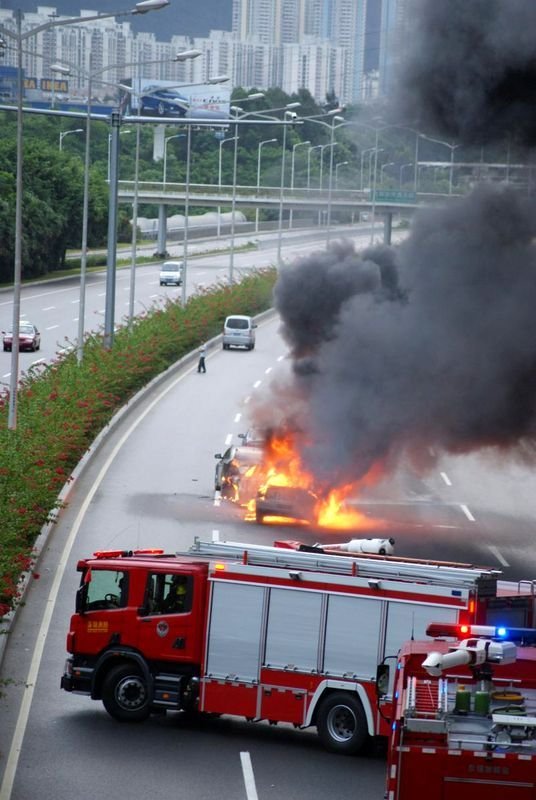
[214,445,264,500]
[255,485,318,525]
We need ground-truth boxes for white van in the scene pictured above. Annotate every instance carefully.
[159,261,183,286]
[222,315,257,350]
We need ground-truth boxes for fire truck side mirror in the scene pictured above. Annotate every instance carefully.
[75,583,88,614]
[375,663,390,697]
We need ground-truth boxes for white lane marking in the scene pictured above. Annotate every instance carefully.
[265,367,272,375]
[3,372,10,379]
[488,545,510,567]
[0,361,198,800]
[234,413,242,423]
[71,299,79,304]
[244,395,251,404]
[45,325,59,331]
[42,306,55,311]
[150,293,159,299]
[253,380,261,389]
[277,355,284,361]
[460,504,476,522]
[440,472,452,487]
[0,282,105,308]
[225,433,233,446]
[97,292,106,297]
[73,317,79,322]
[240,752,259,800]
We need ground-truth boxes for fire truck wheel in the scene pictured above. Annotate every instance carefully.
[316,692,368,755]
[102,664,151,722]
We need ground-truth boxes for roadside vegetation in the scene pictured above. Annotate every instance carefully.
[0,268,276,620]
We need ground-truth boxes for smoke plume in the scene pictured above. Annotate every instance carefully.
[255,184,536,487]
[395,0,536,145]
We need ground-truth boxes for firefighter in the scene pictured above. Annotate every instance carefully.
[162,575,188,613]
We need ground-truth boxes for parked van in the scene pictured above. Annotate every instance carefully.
[159,261,183,286]
[222,315,257,350]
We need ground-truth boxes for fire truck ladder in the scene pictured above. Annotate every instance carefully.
[187,537,499,592]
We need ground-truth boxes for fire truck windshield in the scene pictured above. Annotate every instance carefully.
[80,569,128,611]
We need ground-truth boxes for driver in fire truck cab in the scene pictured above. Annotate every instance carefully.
[161,574,189,613]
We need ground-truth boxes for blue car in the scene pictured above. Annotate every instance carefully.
[139,85,190,117]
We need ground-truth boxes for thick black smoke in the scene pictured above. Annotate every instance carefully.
[395,0,536,145]
[256,184,536,487]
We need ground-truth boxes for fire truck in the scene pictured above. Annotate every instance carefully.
[60,535,535,754]
[385,623,536,799]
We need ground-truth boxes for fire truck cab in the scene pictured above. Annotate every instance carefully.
[61,538,535,755]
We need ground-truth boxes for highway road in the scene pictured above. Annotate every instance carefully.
[1,226,535,799]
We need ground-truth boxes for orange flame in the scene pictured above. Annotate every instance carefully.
[242,430,384,530]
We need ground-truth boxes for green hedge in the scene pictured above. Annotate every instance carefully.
[0,269,276,618]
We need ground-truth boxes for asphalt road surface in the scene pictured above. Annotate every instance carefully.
[1,226,535,800]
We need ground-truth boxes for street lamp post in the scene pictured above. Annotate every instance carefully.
[107,129,131,182]
[276,104,301,267]
[50,62,70,109]
[307,144,322,190]
[360,147,374,190]
[59,128,83,151]
[335,161,349,188]
[289,139,310,229]
[217,135,236,238]
[255,137,276,233]
[180,123,192,305]
[0,0,170,428]
[418,134,461,194]
[399,162,413,188]
[325,116,344,245]
[380,161,395,183]
[163,133,186,185]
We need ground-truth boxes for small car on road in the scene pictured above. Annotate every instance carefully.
[2,321,41,352]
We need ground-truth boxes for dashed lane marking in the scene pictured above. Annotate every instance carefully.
[240,752,259,800]
[253,380,261,388]
[488,545,510,567]
[440,472,452,487]
[460,504,476,522]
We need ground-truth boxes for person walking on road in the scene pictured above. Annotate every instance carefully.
[197,343,207,373]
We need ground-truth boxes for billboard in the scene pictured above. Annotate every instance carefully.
[128,78,231,120]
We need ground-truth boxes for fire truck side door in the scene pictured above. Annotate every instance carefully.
[136,572,197,663]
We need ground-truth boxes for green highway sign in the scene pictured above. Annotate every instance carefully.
[374,190,417,203]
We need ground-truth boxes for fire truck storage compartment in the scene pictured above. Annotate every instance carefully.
[202,577,461,722]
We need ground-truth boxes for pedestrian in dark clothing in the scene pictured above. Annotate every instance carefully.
[197,344,207,373]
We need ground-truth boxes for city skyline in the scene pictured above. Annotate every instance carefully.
[0,0,231,38]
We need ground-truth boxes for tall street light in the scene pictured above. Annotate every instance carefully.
[50,62,70,109]
[380,161,395,182]
[399,162,413,188]
[107,129,131,181]
[217,134,236,238]
[163,132,186,185]
[325,115,344,245]
[419,134,461,194]
[335,161,349,188]
[289,139,309,229]
[276,104,301,267]
[228,92,265,284]
[0,0,170,430]
[59,128,83,150]
[307,144,322,190]
[255,137,276,233]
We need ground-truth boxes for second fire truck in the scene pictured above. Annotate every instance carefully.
[61,535,535,754]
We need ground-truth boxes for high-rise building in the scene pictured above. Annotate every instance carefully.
[378,0,413,97]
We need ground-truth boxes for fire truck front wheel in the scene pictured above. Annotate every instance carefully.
[316,692,368,755]
[102,664,151,722]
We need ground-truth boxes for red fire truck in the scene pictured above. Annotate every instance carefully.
[385,623,536,799]
[60,536,535,754]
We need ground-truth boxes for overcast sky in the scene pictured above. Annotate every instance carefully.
[0,0,232,39]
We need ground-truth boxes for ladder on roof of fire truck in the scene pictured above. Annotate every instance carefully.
[186,537,499,592]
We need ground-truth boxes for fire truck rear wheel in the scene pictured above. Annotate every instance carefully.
[102,664,151,722]
[316,692,368,754]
